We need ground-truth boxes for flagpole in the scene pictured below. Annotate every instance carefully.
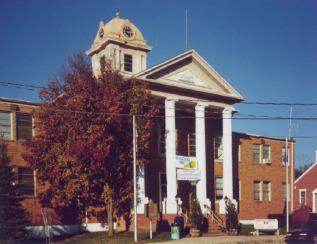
[133,115,138,242]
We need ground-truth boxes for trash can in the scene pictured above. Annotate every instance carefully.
[174,216,184,237]
[171,222,180,240]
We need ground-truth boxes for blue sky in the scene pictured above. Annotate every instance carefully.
[0,0,317,167]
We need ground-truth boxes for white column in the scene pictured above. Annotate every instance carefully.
[219,108,237,214]
[195,104,211,213]
[136,165,148,213]
[165,99,178,214]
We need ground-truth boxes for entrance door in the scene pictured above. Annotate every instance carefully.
[177,181,196,214]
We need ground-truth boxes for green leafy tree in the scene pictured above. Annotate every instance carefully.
[0,139,30,240]
[225,198,239,231]
[24,53,158,236]
[189,196,203,229]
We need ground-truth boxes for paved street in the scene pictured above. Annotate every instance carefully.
[156,235,316,244]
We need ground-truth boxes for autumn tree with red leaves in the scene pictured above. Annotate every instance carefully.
[24,53,158,236]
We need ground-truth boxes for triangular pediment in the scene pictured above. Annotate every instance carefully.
[136,50,243,101]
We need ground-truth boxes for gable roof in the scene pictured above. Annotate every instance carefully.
[135,49,244,103]
[295,162,317,184]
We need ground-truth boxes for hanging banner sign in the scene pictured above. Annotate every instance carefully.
[177,169,201,181]
[175,155,198,169]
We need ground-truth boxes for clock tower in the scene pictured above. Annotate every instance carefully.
[86,13,151,77]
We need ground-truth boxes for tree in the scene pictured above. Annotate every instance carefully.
[24,53,158,236]
[225,198,238,232]
[295,163,313,179]
[0,139,30,240]
[189,196,203,230]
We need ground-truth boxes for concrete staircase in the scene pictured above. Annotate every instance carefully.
[202,210,226,236]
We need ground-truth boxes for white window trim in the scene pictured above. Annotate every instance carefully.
[262,145,271,163]
[10,112,13,140]
[239,180,241,200]
[33,170,37,197]
[122,52,133,73]
[299,189,307,205]
[254,181,262,201]
[262,181,271,201]
[312,188,317,213]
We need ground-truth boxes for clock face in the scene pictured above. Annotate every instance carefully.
[99,29,104,39]
[123,26,134,38]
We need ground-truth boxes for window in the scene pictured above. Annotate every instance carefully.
[17,167,35,197]
[158,122,165,155]
[262,145,270,162]
[253,181,261,200]
[159,172,167,212]
[124,54,133,72]
[0,111,11,140]
[16,113,32,140]
[299,189,306,205]
[262,181,271,201]
[253,144,271,164]
[215,177,223,200]
[282,147,290,166]
[253,144,260,163]
[188,131,195,156]
[214,135,223,161]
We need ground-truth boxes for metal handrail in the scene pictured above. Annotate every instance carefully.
[204,205,225,230]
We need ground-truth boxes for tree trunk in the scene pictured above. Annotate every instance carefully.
[107,195,113,236]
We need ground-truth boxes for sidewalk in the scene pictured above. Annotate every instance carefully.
[156,235,286,244]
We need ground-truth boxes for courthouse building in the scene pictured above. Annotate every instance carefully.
[0,13,295,233]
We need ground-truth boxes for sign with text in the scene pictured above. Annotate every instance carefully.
[177,169,201,181]
[254,219,278,230]
[175,155,198,169]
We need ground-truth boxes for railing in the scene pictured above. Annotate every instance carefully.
[204,204,225,231]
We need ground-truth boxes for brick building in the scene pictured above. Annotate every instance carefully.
[293,153,317,212]
[0,13,295,235]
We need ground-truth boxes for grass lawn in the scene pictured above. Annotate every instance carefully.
[54,231,171,244]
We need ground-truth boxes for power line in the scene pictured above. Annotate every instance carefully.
[241,101,317,106]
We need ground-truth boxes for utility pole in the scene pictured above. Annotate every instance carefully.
[285,107,292,233]
[285,136,289,233]
[133,115,138,242]
[185,9,188,50]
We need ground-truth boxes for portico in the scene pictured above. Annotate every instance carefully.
[162,99,235,214]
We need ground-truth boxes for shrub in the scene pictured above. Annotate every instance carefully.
[225,198,239,231]
[189,196,203,229]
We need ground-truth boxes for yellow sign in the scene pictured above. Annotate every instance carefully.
[176,155,198,169]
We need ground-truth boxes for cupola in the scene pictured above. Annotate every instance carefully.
[87,12,151,77]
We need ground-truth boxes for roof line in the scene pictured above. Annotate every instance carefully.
[294,162,317,184]
[0,97,39,106]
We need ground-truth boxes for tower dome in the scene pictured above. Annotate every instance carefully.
[87,13,151,77]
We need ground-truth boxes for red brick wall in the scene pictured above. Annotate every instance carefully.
[293,163,317,210]
[236,134,294,220]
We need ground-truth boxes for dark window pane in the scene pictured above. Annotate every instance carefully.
[124,54,133,72]
[18,167,34,197]
[16,113,32,140]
